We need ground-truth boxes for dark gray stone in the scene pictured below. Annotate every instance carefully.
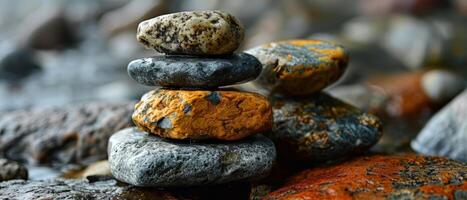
[0,158,28,182]
[269,92,383,162]
[412,90,467,162]
[0,101,135,165]
[128,53,262,88]
[0,48,41,83]
[108,127,276,187]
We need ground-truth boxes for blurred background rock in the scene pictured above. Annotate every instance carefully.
[0,0,466,180]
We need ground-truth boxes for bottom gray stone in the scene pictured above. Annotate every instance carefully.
[108,127,276,187]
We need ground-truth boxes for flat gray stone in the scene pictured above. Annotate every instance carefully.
[108,127,276,187]
[127,53,262,88]
[137,10,244,55]
[412,89,467,162]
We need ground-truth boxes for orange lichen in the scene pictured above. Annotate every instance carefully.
[264,155,467,200]
[132,89,273,140]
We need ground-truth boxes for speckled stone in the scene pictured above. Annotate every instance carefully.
[132,89,272,140]
[269,92,382,162]
[108,127,276,187]
[127,53,261,88]
[265,155,467,200]
[246,40,349,96]
[137,10,244,55]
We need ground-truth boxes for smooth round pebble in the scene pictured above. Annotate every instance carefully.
[246,40,349,96]
[108,127,276,187]
[132,89,272,140]
[127,53,262,88]
[269,92,382,162]
[137,10,244,55]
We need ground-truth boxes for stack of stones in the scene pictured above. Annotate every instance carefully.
[246,40,383,163]
[108,10,276,187]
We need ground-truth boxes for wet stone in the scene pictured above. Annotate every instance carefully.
[246,40,349,96]
[132,89,272,140]
[269,92,382,162]
[127,53,262,88]
[108,127,276,187]
[412,89,467,162]
[264,155,467,200]
[137,10,244,55]
[0,158,28,182]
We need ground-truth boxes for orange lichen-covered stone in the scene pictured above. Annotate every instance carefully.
[264,154,467,200]
[132,89,273,140]
[246,40,349,96]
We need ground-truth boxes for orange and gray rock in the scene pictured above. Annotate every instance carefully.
[132,89,272,140]
[269,92,382,162]
[0,158,28,182]
[265,155,467,200]
[246,40,349,96]
[0,101,135,165]
[137,10,244,55]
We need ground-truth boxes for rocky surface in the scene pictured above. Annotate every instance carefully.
[0,158,28,182]
[0,178,178,199]
[269,92,382,162]
[108,128,276,187]
[128,53,262,88]
[412,90,467,162]
[265,154,467,200]
[0,101,135,165]
[137,10,244,55]
[246,40,348,96]
[133,89,272,140]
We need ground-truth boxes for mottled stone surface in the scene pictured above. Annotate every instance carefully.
[0,158,28,182]
[246,40,348,96]
[128,53,261,88]
[0,178,177,199]
[265,155,467,200]
[0,101,135,165]
[412,90,467,162]
[108,128,276,187]
[269,92,382,162]
[133,89,272,140]
[137,10,244,55]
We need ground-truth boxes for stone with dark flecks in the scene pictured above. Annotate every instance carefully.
[0,158,28,182]
[132,89,272,140]
[412,89,467,162]
[264,155,467,200]
[137,10,244,55]
[108,127,276,187]
[0,101,135,165]
[246,40,349,96]
[127,53,262,88]
[269,92,382,162]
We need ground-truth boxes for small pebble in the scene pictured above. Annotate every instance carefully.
[137,10,244,55]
